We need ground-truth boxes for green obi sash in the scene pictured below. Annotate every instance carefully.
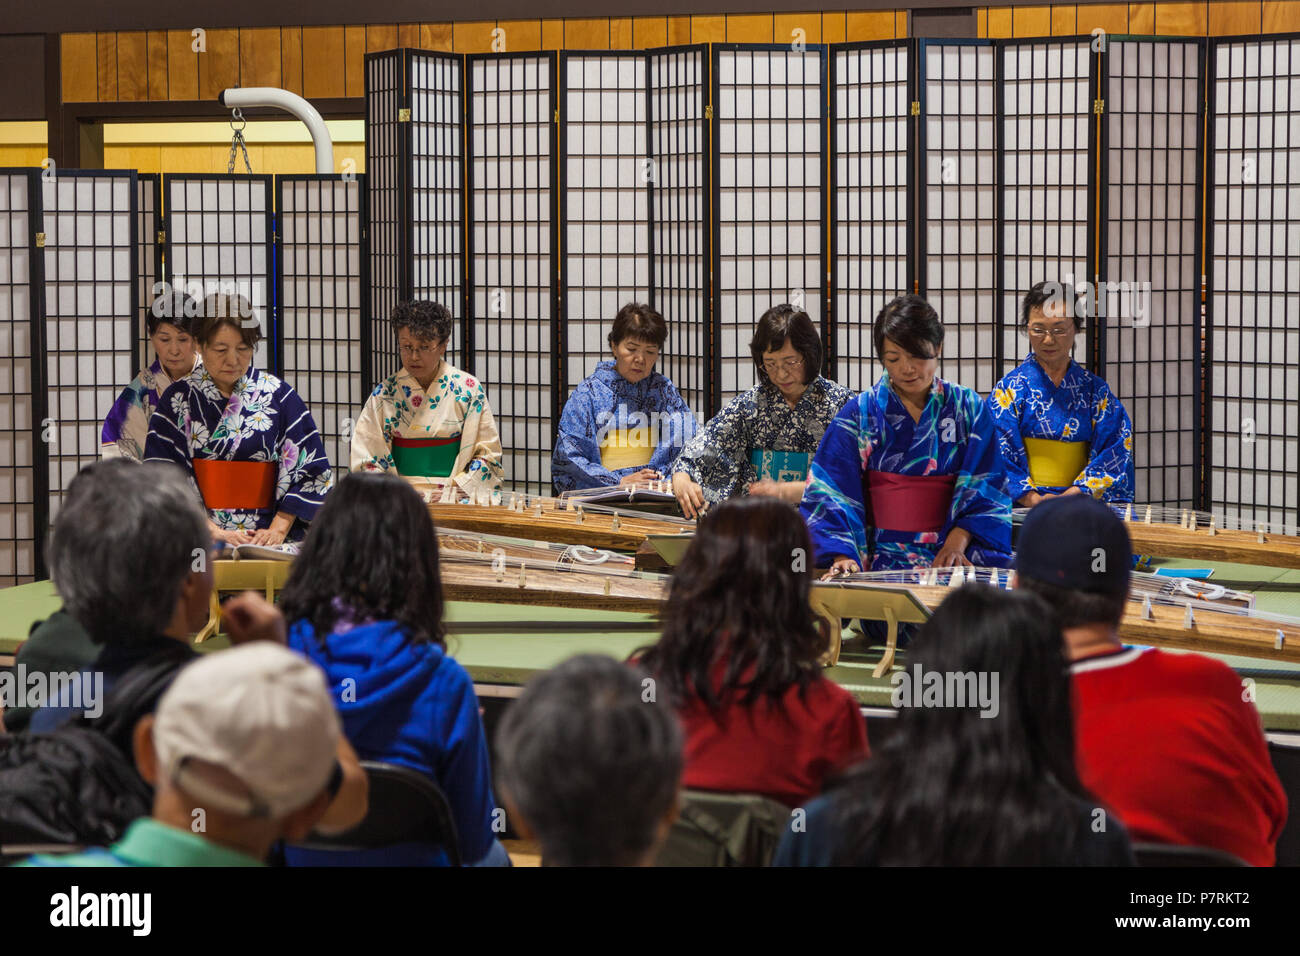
[750,449,812,483]
[392,434,460,478]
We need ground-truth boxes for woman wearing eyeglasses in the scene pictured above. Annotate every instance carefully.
[350,300,504,495]
[670,304,854,518]
[801,295,1013,572]
[986,282,1134,507]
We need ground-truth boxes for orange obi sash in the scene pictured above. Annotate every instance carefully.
[193,459,276,510]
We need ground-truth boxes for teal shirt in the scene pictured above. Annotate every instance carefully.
[19,818,265,867]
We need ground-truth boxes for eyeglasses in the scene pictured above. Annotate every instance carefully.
[399,343,442,358]
[1027,327,1076,340]
[762,356,805,374]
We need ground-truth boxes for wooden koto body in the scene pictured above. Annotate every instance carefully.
[427,497,690,551]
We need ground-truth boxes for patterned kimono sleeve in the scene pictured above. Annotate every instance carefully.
[552,381,620,492]
[101,384,144,460]
[670,394,748,502]
[986,384,1035,503]
[275,387,334,523]
[349,388,394,473]
[659,381,699,459]
[800,398,871,569]
[950,393,1013,557]
[143,384,195,477]
[455,382,505,493]
[1077,379,1135,501]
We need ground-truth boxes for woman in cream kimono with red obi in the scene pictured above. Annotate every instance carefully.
[350,301,504,496]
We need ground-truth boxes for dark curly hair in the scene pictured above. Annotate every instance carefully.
[278,472,446,648]
[392,300,454,344]
[750,303,822,387]
[636,496,828,712]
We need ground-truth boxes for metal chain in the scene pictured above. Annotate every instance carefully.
[227,107,252,174]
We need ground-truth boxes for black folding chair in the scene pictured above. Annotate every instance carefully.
[291,760,462,866]
[1133,843,1250,867]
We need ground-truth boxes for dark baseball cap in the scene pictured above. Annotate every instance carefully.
[1014,495,1132,596]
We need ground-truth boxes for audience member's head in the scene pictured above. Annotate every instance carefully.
[638,496,828,710]
[278,471,445,646]
[826,584,1101,865]
[132,643,343,861]
[495,654,682,866]
[47,459,212,646]
[1014,494,1132,636]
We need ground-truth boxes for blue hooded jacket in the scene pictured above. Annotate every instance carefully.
[285,619,496,866]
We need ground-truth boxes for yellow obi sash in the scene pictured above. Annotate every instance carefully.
[1024,437,1090,489]
[599,427,656,471]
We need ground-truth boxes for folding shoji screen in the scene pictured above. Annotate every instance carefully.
[918,40,1000,392]
[1101,38,1204,509]
[136,173,161,371]
[999,39,1094,380]
[0,170,42,586]
[164,175,275,372]
[559,52,651,394]
[650,45,711,418]
[364,49,406,389]
[713,44,827,409]
[41,171,137,523]
[829,40,912,391]
[278,175,367,482]
[1207,36,1300,530]
[468,52,559,496]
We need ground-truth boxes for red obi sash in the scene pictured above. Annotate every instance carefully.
[864,470,956,534]
[193,459,276,510]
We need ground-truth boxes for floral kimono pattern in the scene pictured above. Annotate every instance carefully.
[671,376,855,505]
[350,363,504,493]
[987,353,1135,503]
[101,358,199,460]
[144,365,333,541]
[552,360,698,493]
[801,374,1013,570]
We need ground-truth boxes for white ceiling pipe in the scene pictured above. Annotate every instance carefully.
[218,87,334,174]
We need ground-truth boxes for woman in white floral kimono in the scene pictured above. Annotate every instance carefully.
[144,293,333,547]
[350,300,504,497]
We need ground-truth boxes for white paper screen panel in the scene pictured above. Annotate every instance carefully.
[137,174,160,370]
[716,47,825,405]
[650,46,710,418]
[562,54,650,395]
[365,50,405,387]
[832,43,910,392]
[923,42,998,393]
[165,175,273,371]
[1001,40,1091,379]
[411,52,465,369]
[470,54,555,497]
[1105,40,1201,509]
[279,176,364,483]
[42,172,136,523]
[1209,39,1300,530]
[0,171,38,586]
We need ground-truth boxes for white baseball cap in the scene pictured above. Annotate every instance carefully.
[153,643,342,819]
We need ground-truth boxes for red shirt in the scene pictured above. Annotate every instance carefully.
[1071,646,1287,866]
[677,672,869,808]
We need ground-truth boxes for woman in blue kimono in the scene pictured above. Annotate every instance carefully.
[145,293,333,548]
[801,295,1013,573]
[551,303,697,493]
[671,304,855,519]
[987,282,1135,506]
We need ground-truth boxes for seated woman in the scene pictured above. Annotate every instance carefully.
[773,584,1134,866]
[802,295,1012,572]
[637,496,868,808]
[671,304,854,518]
[144,293,333,548]
[101,290,200,460]
[987,281,1135,506]
[551,303,697,493]
[351,300,503,496]
[279,471,503,867]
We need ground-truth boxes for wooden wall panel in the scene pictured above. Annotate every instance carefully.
[240,27,282,88]
[167,29,198,101]
[1155,2,1211,34]
[198,28,239,101]
[847,11,896,40]
[421,23,454,51]
[97,32,118,101]
[499,20,542,52]
[896,10,909,34]
[542,19,564,49]
[367,23,399,52]
[61,33,98,102]
[977,8,989,36]
[824,12,847,42]
[727,13,774,41]
[1210,0,1263,33]
[566,18,610,48]
[117,31,148,101]
[775,12,822,43]
[692,15,726,43]
[1263,0,1300,30]
[1014,5,1054,35]
[343,26,365,98]
[611,17,634,48]
[302,26,345,100]
[454,21,497,53]
[633,17,668,48]
[1051,5,1078,32]
[667,16,691,44]
[1128,2,1156,31]
[280,28,303,96]
[398,23,421,47]
[1078,4,1130,33]
[988,6,1015,36]
[147,31,169,99]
